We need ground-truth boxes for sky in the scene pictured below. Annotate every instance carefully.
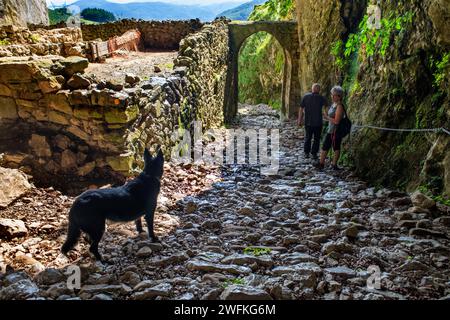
[46,0,247,6]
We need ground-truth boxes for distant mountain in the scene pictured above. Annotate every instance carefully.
[217,0,266,20]
[62,0,248,21]
[204,1,249,16]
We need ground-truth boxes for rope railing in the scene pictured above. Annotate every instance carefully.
[351,125,450,135]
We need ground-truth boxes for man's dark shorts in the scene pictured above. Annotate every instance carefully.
[322,132,342,151]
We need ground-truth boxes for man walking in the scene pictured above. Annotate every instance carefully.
[298,83,328,160]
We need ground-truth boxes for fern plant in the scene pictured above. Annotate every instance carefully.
[331,11,414,71]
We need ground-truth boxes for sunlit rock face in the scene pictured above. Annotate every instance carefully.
[295,0,449,196]
[0,0,49,27]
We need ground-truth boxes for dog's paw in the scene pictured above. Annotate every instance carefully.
[150,236,161,243]
[136,232,147,240]
[95,260,106,268]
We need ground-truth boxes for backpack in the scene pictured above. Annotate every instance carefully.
[337,104,352,138]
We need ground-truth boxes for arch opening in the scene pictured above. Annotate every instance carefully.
[237,31,286,115]
[223,21,300,124]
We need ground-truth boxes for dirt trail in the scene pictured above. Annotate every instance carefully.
[85,50,178,82]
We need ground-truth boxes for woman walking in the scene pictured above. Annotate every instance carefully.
[317,86,345,170]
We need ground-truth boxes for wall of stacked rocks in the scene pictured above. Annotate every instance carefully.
[0,55,183,193]
[81,19,203,50]
[174,20,229,130]
[0,25,87,58]
[0,20,229,193]
[52,19,205,50]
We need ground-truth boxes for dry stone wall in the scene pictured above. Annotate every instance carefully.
[77,19,204,50]
[3,18,204,60]
[0,25,86,58]
[0,20,229,193]
[175,20,229,129]
[0,55,182,193]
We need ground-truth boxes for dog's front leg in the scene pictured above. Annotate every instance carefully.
[144,203,160,243]
[135,218,144,233]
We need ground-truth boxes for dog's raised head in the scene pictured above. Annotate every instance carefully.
[143,146,164,179]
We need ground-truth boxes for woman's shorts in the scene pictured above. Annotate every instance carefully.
[322,132,342,151]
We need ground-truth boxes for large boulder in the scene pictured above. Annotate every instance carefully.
[34,268,65,286]
[0,218,28,239]
[0,167,32,208]
[411,191,436,210]
[0,279,39,300]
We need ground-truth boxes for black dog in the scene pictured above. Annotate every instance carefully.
[61,148,164,261]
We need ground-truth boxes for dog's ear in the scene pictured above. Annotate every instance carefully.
[154,148,164,177]
[157,148,163,158]
[144,148,152,165]
[155,148,164,164]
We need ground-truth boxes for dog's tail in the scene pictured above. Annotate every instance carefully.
[61,212,81,254]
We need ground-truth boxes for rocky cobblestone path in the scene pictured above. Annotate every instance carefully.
[1,104,449,300]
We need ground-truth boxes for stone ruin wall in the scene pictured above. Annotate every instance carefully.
[2,19,204,61]
[174,21,229,130]
[81,19,204,50]
[30,19,205,51]
[0,20,229,193]
[0,25,86,58]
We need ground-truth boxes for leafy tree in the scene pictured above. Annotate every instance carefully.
[81,8,116,23]
[48,8,72,25]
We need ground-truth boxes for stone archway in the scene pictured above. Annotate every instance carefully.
[224,21,301,123]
